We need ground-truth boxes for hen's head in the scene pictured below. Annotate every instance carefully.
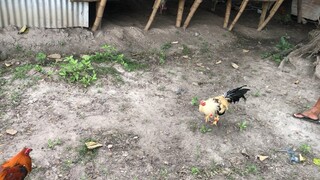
[23,148,32,156]
[200,100,206,106]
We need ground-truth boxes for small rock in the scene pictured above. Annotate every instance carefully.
[194,32,200,36]
[231,62,239,69]
[6,129,17,135]
[192,82,199,86]
[107,144,113,149]
[164,161,169,165]
[171,41,179,44]
[216,60,222,64]
[133,136,139,139]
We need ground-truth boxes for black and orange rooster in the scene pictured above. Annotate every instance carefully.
[199,85,250,125]
[0,147,32,180]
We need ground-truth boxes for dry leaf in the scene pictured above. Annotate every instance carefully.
[299,154,306,162]
[231,63,239,69]
[294,80,300,84]
[85,141,103,150]
[216,60,222,64]
[243,49,250,53]
[6,129,18,135]
[257,155,269,161]
[171,41,179,44]
[48,54,62,59]
[4,62,12,67]
[182,55,189,59]
[241,148,250,158]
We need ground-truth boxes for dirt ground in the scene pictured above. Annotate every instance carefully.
[0,1,320,179]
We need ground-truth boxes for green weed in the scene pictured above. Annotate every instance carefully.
[299,143,312,154]
[161,42,172,51]
[200,42,209,54]
[59,56,97,87]
[238,121,247,132]
[47,138,63,149]
[191,167,201,175]
[182,44,191,55]
[245,164,258,174]
[36,52,47,65]
[191,97,199,106]
[200,125,212,134]
[12,64,34,80]
[262,36,293,64]
[10,91,22,106]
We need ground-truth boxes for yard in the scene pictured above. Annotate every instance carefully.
[0,1,320,179]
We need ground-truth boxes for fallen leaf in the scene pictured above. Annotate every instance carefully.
[313,158,320,166]
[171,41,179,44]
[18,25,28,34]
[299,154,306,162]
[231,62,239,69]
[6,129,18,135]
[257,155,269,161]
[241,148,250,158]
[47,54,61,59]
[192,82,199,86]
[85,141,103,150]
[294,80,300,84]
[243,49,250,53]
[182,55,189,59]
[216,60,222,64]
[4,62,12,67]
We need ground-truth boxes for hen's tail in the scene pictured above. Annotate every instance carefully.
[224,85,250,103]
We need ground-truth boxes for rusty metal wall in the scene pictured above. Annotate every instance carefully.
[0,0,89,28]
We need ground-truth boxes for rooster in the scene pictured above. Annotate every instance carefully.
[0,147,32,180]
[199,85,250,125]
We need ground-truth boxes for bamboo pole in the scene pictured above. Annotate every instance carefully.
[223,0,232,28]
[259,2,269,27]
[228,0,249,31]
[92,0,108,32]
[144,0,162,31]
[182,0,203,29]
[257,0,284,31]
[297,0,302,23]
[176,0,186,27]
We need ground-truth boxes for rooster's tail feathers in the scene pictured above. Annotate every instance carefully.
[224,85,250,103]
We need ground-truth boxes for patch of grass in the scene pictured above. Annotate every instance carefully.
[245,164,258,174]
[12,64,34,80]
[299,143,312,155]
[253,91,261,97]
[238,121,247,132]
[161,42,172,51]
[191,167,201,175]
[59,56,97,87]
[91,45,147,71]
[200,125,212,134]
[10,91,22,106]
[95,66,123,84]
[34,65,44,73]
[189,122,198,132]
[182,44,191,55]
[15,44,24,52]
[47,138,63,149]
[261,36,293,64]
[191,96,199,106]
[200,42,209,54]
[36,52,47,65]
[159,168,168,179]
[76,138,99,162]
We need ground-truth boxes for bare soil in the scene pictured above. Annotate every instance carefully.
[0,1,320,180]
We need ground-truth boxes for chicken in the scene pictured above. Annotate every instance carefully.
[0,147,32,180]
[199,85,250,125]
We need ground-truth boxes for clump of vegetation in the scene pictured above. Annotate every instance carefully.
[245,164,259,175]
[36,52,47,65]
[191,96,199,106]
[182,44,191,55]
[200,125,212,134]
[191,167,201,175]
[12,64,34,80]
[47,138,63,149]
[299,143,312,155]
[238,121,247,132]
[261,36,293,64]
[59,56,97,87]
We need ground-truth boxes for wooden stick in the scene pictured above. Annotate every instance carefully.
[228,0,249,31]
[297,0,302,23]
[182,0,203,29]
[257,0,284,31]
[223,0,232,28]
[92,0,108,31]
[259,2,269,27]
[144,0,162,31]
[176,0,186,27]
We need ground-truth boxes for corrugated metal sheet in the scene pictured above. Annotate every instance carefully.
[0,0,89,28]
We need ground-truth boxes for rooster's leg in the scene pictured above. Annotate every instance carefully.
[205,115,210,123]
[212,115,220,125]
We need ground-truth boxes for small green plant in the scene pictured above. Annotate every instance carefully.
[262,36,293,64]
[245,164,258,174]
[191,97,199,106]
[253,91,261,97]
[34,65,43,73]
[10,91,22,106]
[15,44,23,52]
[238,121,247,132]
[159,168,168,179]
[200,42,209,54]
[161,42,172,51]
[200,125,212,134]
[47,138,63,149]
[299,143,312,154]
[182,44,191,55]
[159,51,166,64]
[12,64,34,80]
[59,56,97,87]
[36,52,47,64]
[191,167,201,175]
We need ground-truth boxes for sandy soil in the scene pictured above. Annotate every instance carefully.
[0,1,320,180]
